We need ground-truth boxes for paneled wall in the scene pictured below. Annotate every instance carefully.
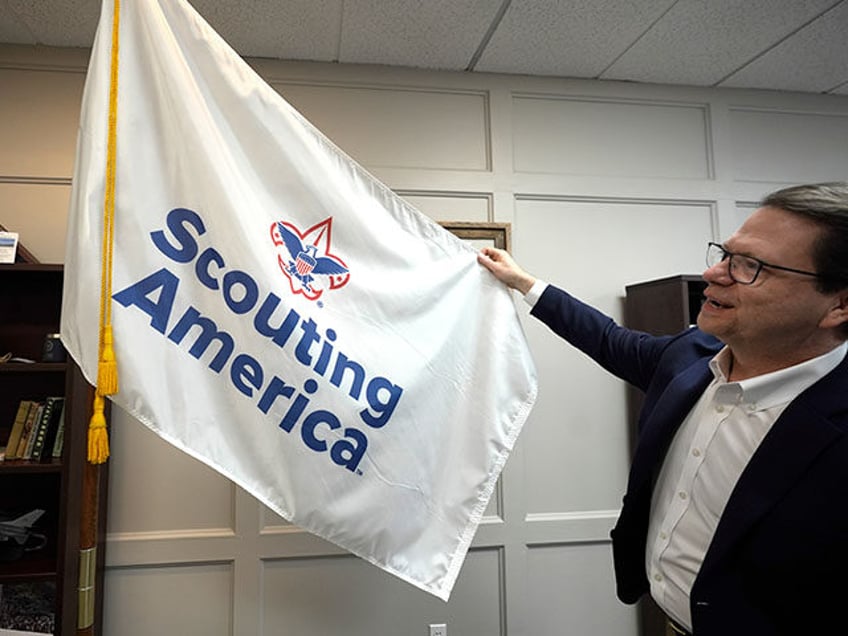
[2,42,847,636]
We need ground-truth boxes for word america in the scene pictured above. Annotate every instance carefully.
[112,207,404,473]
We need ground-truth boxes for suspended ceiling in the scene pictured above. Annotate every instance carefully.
[0,0,846,94]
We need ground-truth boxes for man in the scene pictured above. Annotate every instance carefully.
[477,182,848,635]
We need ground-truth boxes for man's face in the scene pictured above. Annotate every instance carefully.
[697,206,842,367]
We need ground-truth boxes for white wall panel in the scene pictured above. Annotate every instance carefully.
[261,548,502,636]
[527,542,637,636]
[514,198,712,514]
[108,411,236,534]
[0,69,83,177]
[273,83,490,171]
[398,191,490,222]
[513,96,711,179]
[730,108,848,183]
[104,563,234,636]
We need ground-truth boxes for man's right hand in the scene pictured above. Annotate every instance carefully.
[477,247,536,295]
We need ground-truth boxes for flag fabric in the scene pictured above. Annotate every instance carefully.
[61,0,536,600]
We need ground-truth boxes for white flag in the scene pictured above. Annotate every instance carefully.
[61,0,536,600]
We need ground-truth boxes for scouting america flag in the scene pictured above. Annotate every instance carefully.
[61,0,537,600]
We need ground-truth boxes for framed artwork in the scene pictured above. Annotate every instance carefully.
[439,221,511,252]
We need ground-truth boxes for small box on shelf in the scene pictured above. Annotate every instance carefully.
[0,582,55,634]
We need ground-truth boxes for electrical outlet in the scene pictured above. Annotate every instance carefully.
[429,624,447,636]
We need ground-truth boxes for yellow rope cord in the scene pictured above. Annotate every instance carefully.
[89,0,121,464]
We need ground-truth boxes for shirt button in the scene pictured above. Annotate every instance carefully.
[660,532,668,540]
[716,405,725,413]
[692,448,701,457]
[654,573,663,582]
[679,491,688,500]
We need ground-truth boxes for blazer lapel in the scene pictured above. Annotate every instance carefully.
[628,358,713,494]
[699,362,848,578]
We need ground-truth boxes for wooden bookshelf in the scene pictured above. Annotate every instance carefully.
[0,263,109,635]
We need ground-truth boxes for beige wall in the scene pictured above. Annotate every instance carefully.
[2,42,848,636]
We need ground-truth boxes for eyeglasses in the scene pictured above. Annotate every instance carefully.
[706,242,822,285]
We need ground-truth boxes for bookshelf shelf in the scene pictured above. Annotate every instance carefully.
[0,264,109,635]
[0,460,62,475]
[0,554,58,584]
[0,363,68,374]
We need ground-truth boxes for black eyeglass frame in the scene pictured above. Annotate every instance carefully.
[706,241,823,285]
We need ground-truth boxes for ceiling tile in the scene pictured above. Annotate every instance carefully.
[0,2,34,44]
[0,0,847,97]
[720,0,848,93]
[339,0,503,70]
[4,0,98,47]
[191,0,342,61]
[601,0,839,86]
[474,0,676,77]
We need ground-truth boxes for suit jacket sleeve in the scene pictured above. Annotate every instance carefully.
[530,284,678,391]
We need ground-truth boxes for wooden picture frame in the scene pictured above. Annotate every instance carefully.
[438,221,511,252]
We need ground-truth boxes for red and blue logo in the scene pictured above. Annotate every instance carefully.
[270,217,350,301]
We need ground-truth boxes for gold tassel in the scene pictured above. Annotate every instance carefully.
[96,325,118,395]
[88,0,121,465]
[87,393,110,464]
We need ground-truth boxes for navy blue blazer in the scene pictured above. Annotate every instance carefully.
[531,284,848,635]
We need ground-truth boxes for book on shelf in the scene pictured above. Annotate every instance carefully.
[19,404,43,461]
[3,399,65,462]
[28,398,63,462]
[49,402,65,459]
[3,402,33,461]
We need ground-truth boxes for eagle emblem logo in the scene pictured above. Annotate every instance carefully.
[270,217,350,301]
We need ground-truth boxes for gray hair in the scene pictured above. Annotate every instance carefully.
[762,182,848,294]
[762,182,848,339]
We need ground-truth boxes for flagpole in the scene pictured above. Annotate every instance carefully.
[77,458,101,635]
[77,0,121,632]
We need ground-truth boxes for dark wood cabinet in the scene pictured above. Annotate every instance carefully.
[624,274,706,636]
[625,274,706,336]
[0,264,109,635]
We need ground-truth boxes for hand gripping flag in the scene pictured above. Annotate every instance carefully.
[61,0,536,600]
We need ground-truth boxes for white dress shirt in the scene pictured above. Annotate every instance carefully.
[646,342,847,631]
[524,279,548,308]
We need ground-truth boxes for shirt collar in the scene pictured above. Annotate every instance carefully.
[708,342,848,411]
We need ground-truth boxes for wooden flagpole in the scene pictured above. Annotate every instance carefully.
[79,0,121,632]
